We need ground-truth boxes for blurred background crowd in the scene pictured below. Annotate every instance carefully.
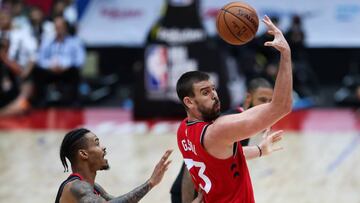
[1,0,360,118]
[0,0,86,117]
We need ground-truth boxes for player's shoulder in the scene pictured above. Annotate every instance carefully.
[60,179,88,203]
[63,179,93,196]
[178,119,209,134]
[186,120,210,129]
[61,180,103,203]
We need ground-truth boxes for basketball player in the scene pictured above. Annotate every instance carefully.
[176,15,292,202]
[171,78,278,202]
[223,77,274,146]
[56,128,172,203]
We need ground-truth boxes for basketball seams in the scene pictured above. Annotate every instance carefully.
[222,9,245,44]
[224,5,258,34]
[224,7,257,34]
[216,9,229,42]
[224,5,257,14]
[216,2,259,45]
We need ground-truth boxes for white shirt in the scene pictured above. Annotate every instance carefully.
[1,29,38,68]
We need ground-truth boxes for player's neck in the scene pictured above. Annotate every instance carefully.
[187,111,203,122]
[72,165,97,185]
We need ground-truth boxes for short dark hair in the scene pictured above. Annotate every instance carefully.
[60,128,90,172]
[247,78,273,93]
[176,71,210,107]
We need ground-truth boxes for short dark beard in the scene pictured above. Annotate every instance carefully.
[198,100,220,122]
[202,111,220,122]
[101,164,110,170]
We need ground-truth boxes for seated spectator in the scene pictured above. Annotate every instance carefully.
[10,0,31,33]
[32,16,85,106]
[0,37,19,113]
[0,9,36,116]
[29,6,54,45]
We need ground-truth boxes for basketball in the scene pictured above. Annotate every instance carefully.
[216,1,259,45]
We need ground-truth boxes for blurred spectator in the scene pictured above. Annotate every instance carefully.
[0,36,19,113]
[334,62,360,107]
[47,0,77,36]
[285,15,319,101]
[32,16,85,106]
[29,6,54,44]
[335,85,360,107]
[63,0,77,26]
[28,6,44,43]
[49,0,69,21]
[0,9,36,116]
[285,15,306,62]
[10,0,31,33]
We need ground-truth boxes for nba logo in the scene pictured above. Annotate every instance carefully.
[145,45,169,95]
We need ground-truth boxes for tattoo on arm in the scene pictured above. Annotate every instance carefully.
[70,180,105,203]
[108,181,152,203]
[95,183,115,201]
[71,180,152,203]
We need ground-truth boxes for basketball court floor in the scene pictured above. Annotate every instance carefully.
[0,108,359,203]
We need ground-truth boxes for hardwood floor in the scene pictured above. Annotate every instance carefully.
[0,130,359,203]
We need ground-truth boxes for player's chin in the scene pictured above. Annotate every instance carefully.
[101,160,110,170]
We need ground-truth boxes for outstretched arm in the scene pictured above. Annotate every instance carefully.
[243,129,284,160]
[204,15,292,158]
[67,150,172,203]
[68,179,153,203]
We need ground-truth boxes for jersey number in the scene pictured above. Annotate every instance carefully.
[184,158,212,193]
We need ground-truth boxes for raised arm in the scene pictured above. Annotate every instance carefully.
[65,150,172,203]
[205,15,292,158]
[67,180,153,203]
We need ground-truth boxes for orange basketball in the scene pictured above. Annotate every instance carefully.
[216,1,259,45]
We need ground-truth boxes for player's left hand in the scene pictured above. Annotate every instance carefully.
[259,128,284,156]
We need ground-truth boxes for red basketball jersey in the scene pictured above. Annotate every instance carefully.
[177,119,255,203]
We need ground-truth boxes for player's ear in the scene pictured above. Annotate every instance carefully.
[183,96,193,109]
[78,149,88,160]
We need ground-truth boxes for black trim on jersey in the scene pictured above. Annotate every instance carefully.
[55,174,100,203]
[186,120,204,126]
[55,175,81,203]
[233,142,238,157]
[200,124,210,147]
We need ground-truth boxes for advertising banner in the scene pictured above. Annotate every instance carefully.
[79,0,360,47]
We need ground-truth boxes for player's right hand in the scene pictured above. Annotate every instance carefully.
[262,15,290,53]
[148,149,172,187]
